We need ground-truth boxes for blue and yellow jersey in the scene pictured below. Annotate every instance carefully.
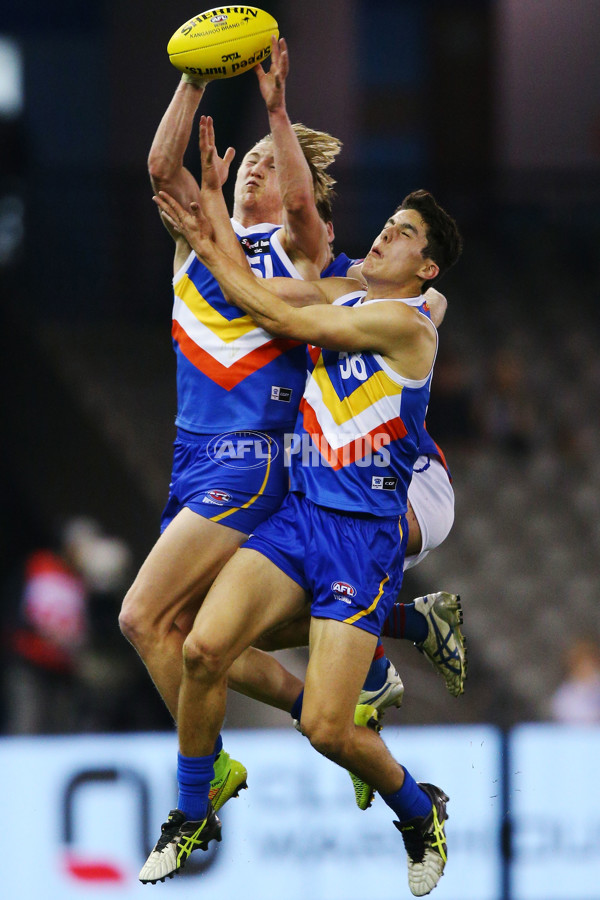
[321,257,447,477]
[172,221,308,433]
[289,292,437,516]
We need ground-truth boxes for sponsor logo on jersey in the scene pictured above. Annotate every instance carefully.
[270,386,292,402]
[371,475,398,491]
[240,237,271,256]
[202,489,232,506]
[207,430,279,470]
[331,581,357,604]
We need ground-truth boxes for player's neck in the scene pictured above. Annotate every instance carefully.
[233,202,283,229]
[363,278,423,302]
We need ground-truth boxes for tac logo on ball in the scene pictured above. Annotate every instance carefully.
[167,7,279,80]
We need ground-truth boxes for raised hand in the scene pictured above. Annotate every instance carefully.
[199,115,236,190]
[152,191,214,259]
[254,36,289,112]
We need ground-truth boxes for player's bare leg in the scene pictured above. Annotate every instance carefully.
[140,549,308,884]
[178,548,308,756]
[300,618,404,791]
[254,612,311,650]
[300,617,449,897]
[228,644,305,710]
[119,508,247,717]
[120,508,305,718]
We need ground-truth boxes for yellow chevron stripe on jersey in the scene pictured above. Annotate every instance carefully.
[310,359,404,426]
[175,273,258,342]
[209,440,273,523]
[344,574,390,625]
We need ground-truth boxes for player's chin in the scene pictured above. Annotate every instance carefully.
[243,190,262,207]
[362,256,375,274]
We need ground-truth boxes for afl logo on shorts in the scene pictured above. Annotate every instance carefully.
[202,489,232,506]
[331,581,357,604]
[207,431,279,470]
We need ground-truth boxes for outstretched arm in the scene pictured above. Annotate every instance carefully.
[156,189,342,309]
[255,37,331,269]
[153,191,433,378]
[196,115,246,268]
[148,76,207,268]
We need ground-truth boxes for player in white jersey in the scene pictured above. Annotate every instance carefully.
[142,185,462,896]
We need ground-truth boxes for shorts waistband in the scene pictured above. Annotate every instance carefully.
[293,492,401,523]
[176,427,287,443]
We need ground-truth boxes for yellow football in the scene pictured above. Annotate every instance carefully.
[167,7,279,80]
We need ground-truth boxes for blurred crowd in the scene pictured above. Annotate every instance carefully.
[1,515,171,734]
[426,341,536,459]
[550,638,600,726]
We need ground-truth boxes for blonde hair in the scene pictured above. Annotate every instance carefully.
[259,123,342,222]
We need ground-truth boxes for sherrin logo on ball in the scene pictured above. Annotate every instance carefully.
[168,7,279,80]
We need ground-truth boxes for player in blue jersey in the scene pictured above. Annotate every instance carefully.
[320,254,463,699]
[189,117,464,709]
[122,39,463,842]
[120,38,427,815]
[321,257,458,570]
[119,38,344,814]
[246,251,463,771]
[120,40,461,774]
[120,43,338,694]
[142,185,462,895]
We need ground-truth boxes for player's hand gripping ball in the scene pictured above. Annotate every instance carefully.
[168,7,279,80]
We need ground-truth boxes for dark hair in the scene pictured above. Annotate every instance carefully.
[398,190,463,290]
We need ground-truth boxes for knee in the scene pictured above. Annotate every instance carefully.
[118,585,151,648]
[182,632,228,682]
[301,714,347,762]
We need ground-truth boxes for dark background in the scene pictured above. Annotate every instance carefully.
[1,0,599,732]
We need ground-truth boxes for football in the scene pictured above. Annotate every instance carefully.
[167,7,279,80]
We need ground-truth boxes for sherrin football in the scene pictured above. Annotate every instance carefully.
[168,7,279,80]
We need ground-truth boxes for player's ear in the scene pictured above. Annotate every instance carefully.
[419,259,439,284]
[326,221,335,244]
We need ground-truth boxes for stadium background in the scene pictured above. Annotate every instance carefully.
[0,1,599,897]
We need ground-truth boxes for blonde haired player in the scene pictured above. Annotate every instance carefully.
[119,37,353,816]
[121,36,465,832]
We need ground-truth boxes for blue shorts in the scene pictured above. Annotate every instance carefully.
[160,428,289,535]
[245,491,407,636]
